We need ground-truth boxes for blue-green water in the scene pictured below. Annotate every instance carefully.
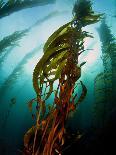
[0,0,116,154]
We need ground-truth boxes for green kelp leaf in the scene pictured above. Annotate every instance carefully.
[35,43,69,71]
[44,59,67,100]
[33,45,69,96]
[43,22,71,53]
[43,50,68,74]
[43,43,69,62]
[33,50,65,95]
[84,14,102,21]
[45,59,67,83]
[52,59,67,82]
[80,61,86,67]
[44,28,74,53]
[33,56,46,96]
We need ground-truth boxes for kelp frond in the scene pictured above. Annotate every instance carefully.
[30,10,68,30]
[73,0,92,17]
[97,18,116,48]
[0,29,28,56]
[73,0,102,26]
[0,46,14,66]
[0,0,56,19]
[0,45,43,98]
[0,10,64,65]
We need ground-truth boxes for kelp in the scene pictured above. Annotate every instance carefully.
[0,30,28,72]
[0,29,28,57]
[0,10,66,67]
[97,18,116,53]
[0,45,43,98]
[0,0,56,19]
[0,8,67,61]
[30,10,68,30]
[72,0,102,26]
[0,9,65,100]
[0,46,14,66]
[23,0,101,154]
[93,17,116,128]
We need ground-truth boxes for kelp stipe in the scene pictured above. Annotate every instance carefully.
[23,0,101,154]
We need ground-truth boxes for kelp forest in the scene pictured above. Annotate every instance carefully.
[0,0,116,155]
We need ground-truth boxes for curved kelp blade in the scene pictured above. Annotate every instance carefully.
[43,21,71,53]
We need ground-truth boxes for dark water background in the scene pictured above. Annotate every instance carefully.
[0,0,116,154]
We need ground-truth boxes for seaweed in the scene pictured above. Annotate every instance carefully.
[23,1,101,154]
[93,17,116,129]
[0,10,65,67]
[0,9,67,96]
[0,29,28,57]
[23,0,101,154]
[0,45,43,98]
[0,0,56,19]
[30,10,68,30]
[0,46,14,66]
[97,18,115,51]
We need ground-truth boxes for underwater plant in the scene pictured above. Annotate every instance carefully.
[97,17,116,98]
[0,47,14,67]
[0,10,65,67]
[0,0,56,19]
[30,10,68,30]
[0,30,28,72]
[0,45,43,99]
[23,0,101,154]
[93,17,116,128]
[98,18,115,51]
[0,9,67,95]
[0,29,28,58]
